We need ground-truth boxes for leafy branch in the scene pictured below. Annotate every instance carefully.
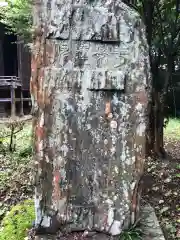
[0,0,33,43]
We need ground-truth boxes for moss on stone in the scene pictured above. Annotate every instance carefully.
[0,199,35,240]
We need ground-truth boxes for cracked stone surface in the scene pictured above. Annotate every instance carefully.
[31,0,151,237]
[140,205,165,240]
[31,205,165,240]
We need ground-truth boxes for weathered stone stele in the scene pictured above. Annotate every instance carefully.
[31,0,151,237]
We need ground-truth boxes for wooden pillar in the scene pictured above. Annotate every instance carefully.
[17,38,22,83]
[0,39,4,76]
[20,88,24,116]
[11,85,16,117]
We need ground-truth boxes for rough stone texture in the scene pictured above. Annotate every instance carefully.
[29,205,165,240]
[31,0,151,237]
[140,205,165,240]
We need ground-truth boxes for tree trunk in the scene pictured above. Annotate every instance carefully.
[155,55,174,157]
[141,1,156,157]
[154,91,165,157]
[9,125,15,152]
[20,88,24,117]
[31,1,151,238]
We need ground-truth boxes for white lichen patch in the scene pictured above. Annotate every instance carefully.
[38,140,43,158]
[136,122,146,136]
[110,146,116,153]
[122,181,129,200]
[114,166,119,174]
[39,112,44,127]
[34,194,51,227]
[131,181,136,191]
[60,144,69,157]
[135,102,143,111]
[109,220,122,235]
[104,139,108,145]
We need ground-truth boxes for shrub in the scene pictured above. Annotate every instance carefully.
[18,145,32,158]
[0,199,35,240]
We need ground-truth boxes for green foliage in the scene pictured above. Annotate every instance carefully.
[0,123,33,222]
[164,118,180,139]
[0,0,32,42]
[0,199,35,240]
[119,224,142,240]
[0,172,9,194]
[134,0,180,54]
[0,121,32,155]
[18,145,32,158]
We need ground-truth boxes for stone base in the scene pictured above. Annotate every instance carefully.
[30,205,165,240]
[140,204,165,240]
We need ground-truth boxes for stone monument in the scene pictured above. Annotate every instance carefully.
[31,0,151,238]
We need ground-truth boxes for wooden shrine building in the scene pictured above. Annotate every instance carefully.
[0,23,31,118]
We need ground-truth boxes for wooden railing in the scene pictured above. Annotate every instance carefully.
[0,76,21,87]
[0,76,31,117]
[0,98,31,102]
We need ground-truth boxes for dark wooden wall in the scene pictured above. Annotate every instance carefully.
[0,23,4,76]
[17,38,31,90]
[0,24,31,117]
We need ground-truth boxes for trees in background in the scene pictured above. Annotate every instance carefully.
[125,0,180,157]
[1,0,180,157]
[0,0,32,43]
[139,0,180,157]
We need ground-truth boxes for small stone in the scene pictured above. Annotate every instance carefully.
[152,186,159,191]
[164,190,172,197]
[160,206,169,214]
[164,178,172,183]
